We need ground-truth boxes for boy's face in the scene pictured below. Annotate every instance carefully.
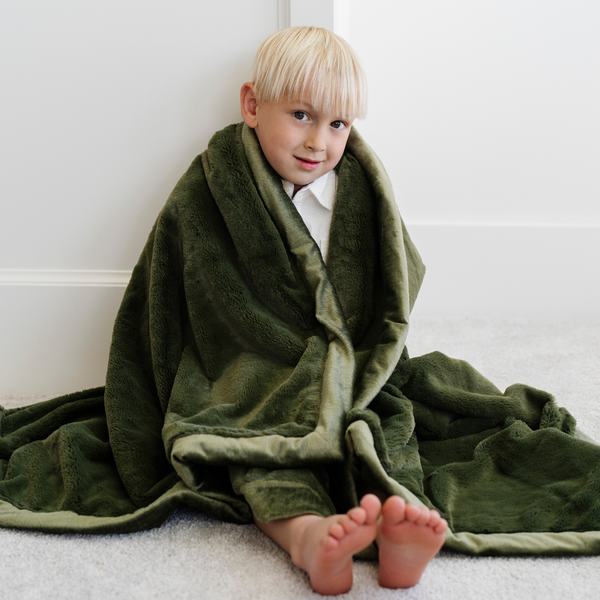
[241,84,353,192]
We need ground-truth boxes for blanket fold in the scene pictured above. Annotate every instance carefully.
[1,123,599,555]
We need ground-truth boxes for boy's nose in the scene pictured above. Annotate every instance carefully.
[305,128,326,153]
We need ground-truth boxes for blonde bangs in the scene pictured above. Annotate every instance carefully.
[252,27,367,121]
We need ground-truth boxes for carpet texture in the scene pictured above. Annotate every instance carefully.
[1,316,599,599]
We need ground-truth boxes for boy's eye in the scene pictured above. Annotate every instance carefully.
[331,120,346,130]
[293,111,308,121]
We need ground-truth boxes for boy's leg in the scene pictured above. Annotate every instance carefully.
[232,467,447,592]
[231,465,378,594]
[255,493,381,596]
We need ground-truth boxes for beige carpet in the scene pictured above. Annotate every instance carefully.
[1,316,599,599]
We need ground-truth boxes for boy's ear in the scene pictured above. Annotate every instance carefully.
[240,82,259,128]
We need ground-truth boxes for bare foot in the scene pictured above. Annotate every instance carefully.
[290,494,381,595]
[377,495,447,589]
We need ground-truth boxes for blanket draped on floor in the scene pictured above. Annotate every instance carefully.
[1,123,600,556]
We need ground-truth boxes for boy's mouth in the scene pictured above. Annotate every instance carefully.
[295,156,321,171]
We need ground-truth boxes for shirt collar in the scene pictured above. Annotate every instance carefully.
[281,170,337,211]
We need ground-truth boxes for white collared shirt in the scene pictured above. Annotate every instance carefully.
[281,170,337,261]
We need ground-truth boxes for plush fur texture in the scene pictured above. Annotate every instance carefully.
[1,124,599,556]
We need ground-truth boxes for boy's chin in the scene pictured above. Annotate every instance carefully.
[289,169,327,186]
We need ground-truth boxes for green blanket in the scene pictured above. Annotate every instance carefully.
[1,123,600,556]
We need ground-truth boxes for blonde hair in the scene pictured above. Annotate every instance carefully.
[251,27,367,120]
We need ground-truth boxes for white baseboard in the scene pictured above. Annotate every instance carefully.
[0,269,130,287]
[1,224,598,395]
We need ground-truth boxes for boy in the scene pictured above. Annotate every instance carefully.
[2,23,598,600]
[238,26,447,595]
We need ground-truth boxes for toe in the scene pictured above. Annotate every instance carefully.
[414,507,431,526]
[428,511,442,527]
[321,534,339,552]
[404,503,422,523]
[434,519,448,535]
[329,522,346,540]
[382,496,406,525]
[347,506,367,526]
[360,494,382,523]
[342,518,359,535]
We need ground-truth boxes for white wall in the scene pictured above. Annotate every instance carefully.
[0,0,277,272]
[348,0,600,318]
[0,0,278,394]
[1,0,599,394]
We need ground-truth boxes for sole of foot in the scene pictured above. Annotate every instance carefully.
[377,495,448,589]
[297,494,381,595]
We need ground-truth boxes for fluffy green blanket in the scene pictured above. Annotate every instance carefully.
[1,124,599,556]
